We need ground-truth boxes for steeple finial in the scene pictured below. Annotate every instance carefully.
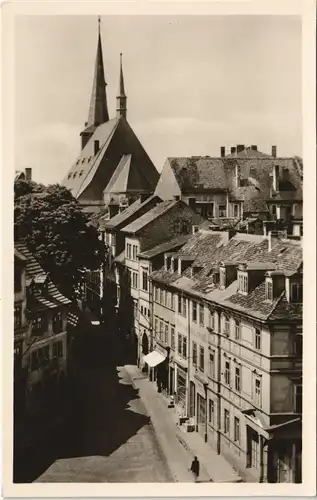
[116,52,127,120]
[86,16,109,127]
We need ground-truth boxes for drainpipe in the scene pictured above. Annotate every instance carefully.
[149,277,154,381]
[216,308,221,455]
[186,295,191,418]
[204,382,208,442]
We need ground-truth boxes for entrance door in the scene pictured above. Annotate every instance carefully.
[189,381,196,417]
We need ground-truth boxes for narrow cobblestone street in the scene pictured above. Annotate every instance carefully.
[14,330,173,483]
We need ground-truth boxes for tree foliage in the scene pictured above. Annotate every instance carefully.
[14,181,107,298]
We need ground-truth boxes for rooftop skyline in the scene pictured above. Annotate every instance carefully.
[15,15,302,185]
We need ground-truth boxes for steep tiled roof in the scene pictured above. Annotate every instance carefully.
[15,243,71,310]
[62,118,119,197]
[151,231,302,322]
[166,152,302,202]
[138,234,190,259]
[122,200,178,234]
[102,195,161,230]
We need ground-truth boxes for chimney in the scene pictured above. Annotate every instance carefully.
[187,197,196,211]
[268,230,286,252]
[236,144,245,154]
[272,145,277,158]
[220,146,225,158]
[251,145,257,151]
[94,140,100,155]
[25,168,32,181]
[231,147,236,154]
[273,165,280,191]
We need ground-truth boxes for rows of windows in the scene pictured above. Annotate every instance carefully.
[223,358,262,407]
[126,243,139,261]
[140,304,150,320]
[153,286,175,310]
[154,316,175,348]
[223,409,241,443]
[192,341,205,371]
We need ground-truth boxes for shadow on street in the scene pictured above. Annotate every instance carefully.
[13,329,150,483]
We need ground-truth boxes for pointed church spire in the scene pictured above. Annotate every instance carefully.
[116,53,127,120]
[87,16,109,127]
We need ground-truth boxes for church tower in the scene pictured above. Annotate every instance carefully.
[116,53,127,120]
[80,17,109,149]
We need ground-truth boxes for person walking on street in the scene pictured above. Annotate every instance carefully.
[190,456,200,482]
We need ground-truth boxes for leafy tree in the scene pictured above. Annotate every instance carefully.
[14,181,107,299]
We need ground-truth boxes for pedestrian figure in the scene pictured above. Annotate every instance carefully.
[190,456,200,482]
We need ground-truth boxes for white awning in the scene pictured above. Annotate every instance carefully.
[143,350,166,367]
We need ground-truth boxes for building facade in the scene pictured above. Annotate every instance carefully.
[150,228,302,483]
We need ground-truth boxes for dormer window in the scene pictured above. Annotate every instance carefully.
[238,272,248,294]
[220,268,226,288]
[291,282,303,303]
[266,280,273,301]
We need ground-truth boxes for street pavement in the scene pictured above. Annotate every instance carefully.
[14,331,173,483]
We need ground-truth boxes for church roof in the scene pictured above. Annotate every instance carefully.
[62,118,119,197]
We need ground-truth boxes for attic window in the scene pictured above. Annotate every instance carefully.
[73,172,77,178]
[265,280,273,301]
[88,156,92,162]
[81,158,85,163]
[291,283,303,303]
[68,173,72,179]
[238,272,248,294]
[79,170,84,177]
[76,160,80,165]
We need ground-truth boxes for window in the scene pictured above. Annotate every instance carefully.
[53,311,63,334]
[178,294,182,314]
[234,320,240,340]
[178,334,182,356]
[53,341,63,358]
[294,334,302,356]
[182,336,187,359]
[154,318,158,338]
[235,366,241,392]
[224,316,230,335]
[220,268,226,287]
[254,378,261,407]
[171,327,175,349]
[271,204,277,216]
[32,317,43,334]
[171,294,175,311]
[294,384,302,413]
[255,328,261,351]
[199,346,204,371]
[192,342,197,366]
[251,434,260,469]
[159,321,164,341]
[159,288,163,305]
[162,290,166,307]
[142,270,148,291]
[238,273,248,293]
[233,204,239,217]
[199,304,204,326]
[14,305,22,329]
[182,297,187,317]
[266,281,273,301]
[155,286,159,302]
[166,292,171,309]
[291,283,303,303]
[192,301,197,322]
[209,351,215,378]
[126,243,131,259]
[141,306,144,315]
[148,308,150,318]
[209,400,215,425]
[224,360,230,385]
[224,409,230,433]
[219,205,226,217]
[132,245,137,260]
[234,417,240,442]
[164,323,169,344]
[209,311,215,330]
[14,267,22,293]
[132,272,138,289]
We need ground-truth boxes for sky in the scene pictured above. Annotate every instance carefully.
[14,15,302,185]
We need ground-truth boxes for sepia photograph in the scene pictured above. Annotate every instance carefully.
[3,1,316,496]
